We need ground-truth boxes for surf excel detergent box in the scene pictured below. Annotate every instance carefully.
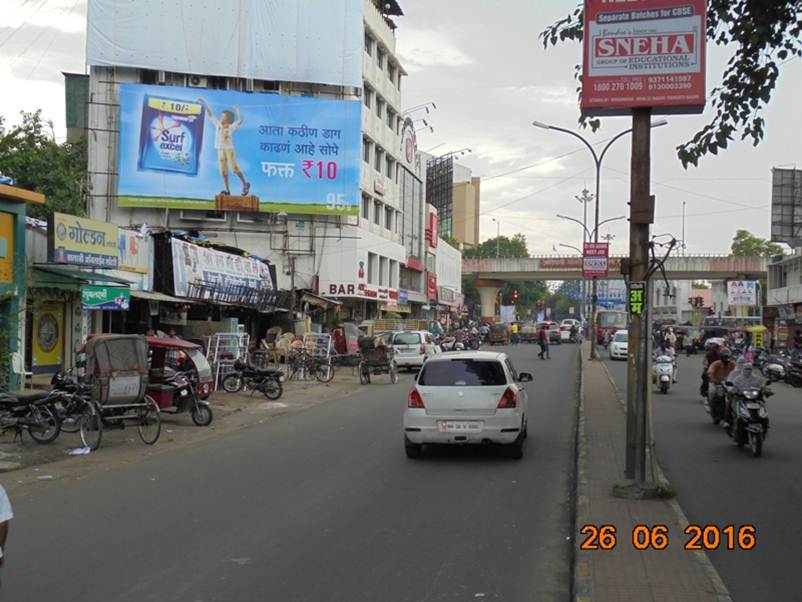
[137,95,204,175]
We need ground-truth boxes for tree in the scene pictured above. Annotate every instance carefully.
[541,2,802,167]
[463,233,529,259]
[440,235,461,251]
[730,229,783,257]
[0,111,87,220]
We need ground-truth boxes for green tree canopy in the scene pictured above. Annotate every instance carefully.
[541,2,802,167]
[463,233,529,259]
[730,229,783,257]
[0,111,87,220]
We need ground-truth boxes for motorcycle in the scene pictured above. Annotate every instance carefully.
[725,385,771,458]
[0,389,62,443]
[466,333,481,350]
[438,336,465,352]
[704,383,727,424]
[755,350,786,383]
[221,358,284,400]
[784,357,802,387]
[653,354,674,394]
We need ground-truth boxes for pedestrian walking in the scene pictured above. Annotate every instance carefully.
[543,327,551,359]
[0,482,13,571]
[537,326,547,359]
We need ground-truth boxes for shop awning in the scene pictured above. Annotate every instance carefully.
[300,291,341,310]
[130,290,197,304]
[30,266,131,291]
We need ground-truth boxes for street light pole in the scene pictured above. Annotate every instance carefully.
[491,217,500,258]
[534,119,667,360]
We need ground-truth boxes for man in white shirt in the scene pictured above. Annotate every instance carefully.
[0,483,12,567]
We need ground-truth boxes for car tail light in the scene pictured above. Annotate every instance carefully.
[407,387,425,408]
[498,386,518,409]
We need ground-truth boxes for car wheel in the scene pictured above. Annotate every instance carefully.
[505,430,524,459]
[404,435,422,459]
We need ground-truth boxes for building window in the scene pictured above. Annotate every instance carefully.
[374,145,384,172]
[397,72,402,91]
[374,200,382,225]
[379,256,388,286]
[362,137,372,164]
[385,156,394,178]
[364,32,374,56]
[377,46,385,69]
[389,260,398,288]
[376,97,384,120]
[385,206,393,230]
[386,108,395,130]
[368,253,377,285]
[388,62,396,83]
[363,85,372,109]
[362,193,371,219]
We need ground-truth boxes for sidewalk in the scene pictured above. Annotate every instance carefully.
[575,346,730,602]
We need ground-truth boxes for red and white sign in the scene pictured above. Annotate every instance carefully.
[583,242,610,277]
[581,0,706,116]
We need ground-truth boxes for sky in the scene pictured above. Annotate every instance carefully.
[1,0,801,256]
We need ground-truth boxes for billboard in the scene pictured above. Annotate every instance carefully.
[171,239,274,300]
[583,242,609,278]
[87,0,363,88]
[49,212,119,269]
[582,0,706,116]
[771,168,802,246]
[727,281,758,306]
[118,84,361,215]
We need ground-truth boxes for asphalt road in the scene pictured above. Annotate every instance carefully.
[3,342,579,602]
[603,351,802,602]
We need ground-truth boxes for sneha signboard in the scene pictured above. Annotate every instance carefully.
[49,212,119,269]
[117,83,361,216]
[582,0,706,116]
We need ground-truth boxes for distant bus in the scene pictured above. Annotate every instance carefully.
[596,310,628,343]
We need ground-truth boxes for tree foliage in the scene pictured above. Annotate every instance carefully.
[730,228,783,257]
[541,2,802,167]
[463,234,529,259]
[0,111,87,220]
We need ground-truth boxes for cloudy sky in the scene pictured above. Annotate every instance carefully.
[1,0,800,255]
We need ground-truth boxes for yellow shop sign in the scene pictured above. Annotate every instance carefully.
[49,212,119,269]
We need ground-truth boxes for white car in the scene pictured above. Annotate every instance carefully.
[403,351,532,459]
[609,330,628,360]
[390,330,440,369]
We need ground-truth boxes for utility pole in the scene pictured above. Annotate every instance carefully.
[577,189,594,324]
[623,108,657,488]
[681,200,686,256]
[492,218,500,258]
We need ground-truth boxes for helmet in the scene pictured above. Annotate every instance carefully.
[743,362,754,372]
[720,348,732,361]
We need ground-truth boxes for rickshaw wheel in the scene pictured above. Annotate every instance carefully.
[315,363,335,383]
[191,402,213,427]
[389,362,399,384]
[359,363,369,385]
[137,396,161,445]
[261,377,283,400]
[79,401,103,451]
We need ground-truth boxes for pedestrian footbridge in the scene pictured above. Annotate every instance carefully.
[462,255,766,319]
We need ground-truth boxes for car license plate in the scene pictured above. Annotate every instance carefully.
[438,421,482,433]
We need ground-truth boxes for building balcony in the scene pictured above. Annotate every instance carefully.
[767,284,802,307]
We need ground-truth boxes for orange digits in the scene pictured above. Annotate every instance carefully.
[684,525,756,550]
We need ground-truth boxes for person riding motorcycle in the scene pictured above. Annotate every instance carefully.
[724,362,765,428]
[700,342,721,397]
[655,341,678,383]
[707,348,735,414]
[570,323,578,342]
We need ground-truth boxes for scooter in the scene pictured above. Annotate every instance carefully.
[724,385,771,458]
[653,355,674,394]
[704,383,727,424]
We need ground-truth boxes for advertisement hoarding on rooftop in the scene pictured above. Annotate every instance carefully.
[581,0,706,116]
[86,0,363,88]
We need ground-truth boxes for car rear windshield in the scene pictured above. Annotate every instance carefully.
[418,359,507,386]
[614,332,628,343]
[394,332,421,345]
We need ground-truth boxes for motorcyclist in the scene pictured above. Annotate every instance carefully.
[570,323,578,342]
[664,327,677,350]
[655,341,678,383]
[725,362,766,428]
[700,341,721,397]
[707,348,735,415]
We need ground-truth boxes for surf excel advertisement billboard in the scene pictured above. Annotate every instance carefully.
[581,0,706,116]
[117,83,361,216]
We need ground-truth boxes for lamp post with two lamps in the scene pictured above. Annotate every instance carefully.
[533,119,667,358]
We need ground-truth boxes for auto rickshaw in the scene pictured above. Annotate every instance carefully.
[146,337,214,426]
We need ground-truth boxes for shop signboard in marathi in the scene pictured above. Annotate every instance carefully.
[582,0,706,116]
[118,83,361,216]
[727,280,758,306]
[49,212,119,269]
[582,242,609,278]
[171,239,273,301]
[81,285,131,311]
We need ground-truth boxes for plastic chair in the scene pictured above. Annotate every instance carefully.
[11,352,33,389]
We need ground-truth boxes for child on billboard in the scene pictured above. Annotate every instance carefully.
[198,97,251,196]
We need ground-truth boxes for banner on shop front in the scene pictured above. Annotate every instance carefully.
[171,238,274,299]
[81,285,131,311]
[118,229,152,274]
[117,83,361,216]
[582,0,706,116]
[49,212,119,269]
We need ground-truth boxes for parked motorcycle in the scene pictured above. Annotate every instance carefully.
[724,385,771,458]
[784,357,802,387]
[0,389,62,443]
[438,336,465,352]
[50,368,91,433]
[653,354,674,394]
[466,333,481,350]
[222,358,284,400]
